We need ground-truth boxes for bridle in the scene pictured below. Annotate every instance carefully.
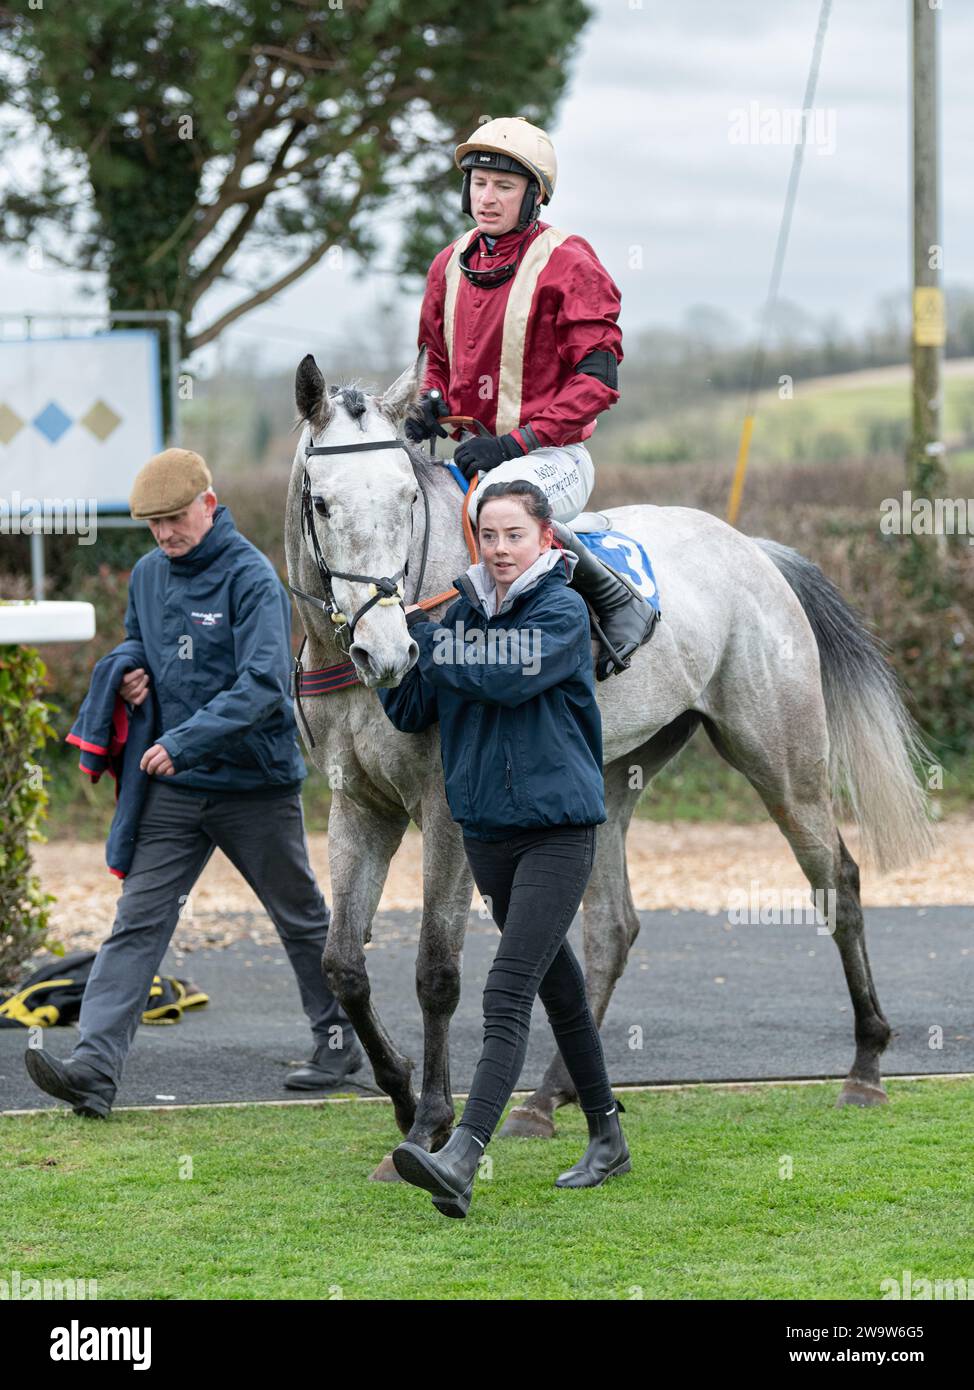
[288,435,427,657]
[287,412,485,745]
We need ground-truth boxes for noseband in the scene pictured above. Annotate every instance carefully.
[288,436,419,656]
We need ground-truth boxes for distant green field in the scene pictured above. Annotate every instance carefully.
[619,364,974,477]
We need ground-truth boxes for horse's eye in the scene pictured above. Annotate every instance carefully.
[313,498,329,518]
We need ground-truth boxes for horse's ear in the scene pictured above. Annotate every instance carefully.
[295,354,332,431]
[377,345,427,425]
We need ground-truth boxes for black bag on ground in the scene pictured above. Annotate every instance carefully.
[0,951,208,1028]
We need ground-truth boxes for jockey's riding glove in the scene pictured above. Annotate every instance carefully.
[404,390,451,443]
[454,432,526,482]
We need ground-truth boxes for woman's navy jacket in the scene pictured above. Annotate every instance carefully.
[126,505,306,792]
[378,554,606,842]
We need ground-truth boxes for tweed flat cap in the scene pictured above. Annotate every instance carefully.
[129,448,212,519]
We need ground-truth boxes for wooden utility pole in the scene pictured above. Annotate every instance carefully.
[907,0,947,584]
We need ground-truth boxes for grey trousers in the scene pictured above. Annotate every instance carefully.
[71,781,352,1084]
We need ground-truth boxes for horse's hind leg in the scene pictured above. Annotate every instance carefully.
[830,830,891,1104]
[701,698,892,1107]
[503,712,703,1138]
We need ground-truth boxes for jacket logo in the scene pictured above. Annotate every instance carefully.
[190,611,224,627]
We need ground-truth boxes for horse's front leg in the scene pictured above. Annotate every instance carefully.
[324,791,417,1152]
[408,795,471,1153]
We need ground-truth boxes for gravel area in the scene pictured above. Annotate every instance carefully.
[31,815,974,955]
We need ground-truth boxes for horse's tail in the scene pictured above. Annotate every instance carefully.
[754,537,935,871]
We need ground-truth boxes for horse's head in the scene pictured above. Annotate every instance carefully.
[291,349,426,687]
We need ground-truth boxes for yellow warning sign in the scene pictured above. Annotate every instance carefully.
[913,287,946,346]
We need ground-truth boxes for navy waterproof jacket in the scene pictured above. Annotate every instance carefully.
[378,551,606,842]
[126,505,306,792]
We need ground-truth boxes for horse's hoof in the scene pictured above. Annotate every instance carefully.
[836,1079,888,1108]
[499,1105,557,1139]
[369,1152,402,1181]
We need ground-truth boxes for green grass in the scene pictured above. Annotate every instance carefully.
[4,1079,973,1300]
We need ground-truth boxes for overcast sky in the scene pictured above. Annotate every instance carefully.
[3,0,972,377]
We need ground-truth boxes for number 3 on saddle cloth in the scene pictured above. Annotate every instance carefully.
[571,526,661,615]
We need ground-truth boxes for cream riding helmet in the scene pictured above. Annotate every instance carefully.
[455,116,557,234]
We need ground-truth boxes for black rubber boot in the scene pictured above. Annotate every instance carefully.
[391,1125,485,1219]
[284,1037,366,1090]
[554,1098,631,1188]
[552,521,658,680]
[24,1050,116,1119]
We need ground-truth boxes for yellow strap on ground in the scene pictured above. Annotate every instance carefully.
[0,978,74,1027]
[173,980,209,1011]
[727,413,755,527]
[141,973,182,1024]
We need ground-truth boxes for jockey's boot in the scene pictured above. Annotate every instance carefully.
[551,521,658,680]
[391,1125,485,1219]
[554,1097,631,1188]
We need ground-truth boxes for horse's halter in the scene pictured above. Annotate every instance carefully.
[288,435,415,656]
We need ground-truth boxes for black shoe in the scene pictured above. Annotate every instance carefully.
[554,1098,631,1188]
[24,1050,116,1119]
[284,1036,366,1090]
[553,522,659,680]
[391,1126,485,1219]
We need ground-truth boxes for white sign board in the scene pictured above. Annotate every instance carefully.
[0,601,96,643]
[0,331,163,514]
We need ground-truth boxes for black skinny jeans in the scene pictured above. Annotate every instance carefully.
[457,823,615,1145]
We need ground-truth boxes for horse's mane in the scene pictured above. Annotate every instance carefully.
[407,442,448,489]
[291,373,452,497]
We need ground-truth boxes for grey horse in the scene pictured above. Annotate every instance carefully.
[284,349,934,1179]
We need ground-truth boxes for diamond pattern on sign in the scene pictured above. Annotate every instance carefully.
[33,401,73,444]
[81,399,122,441]
[0,403,25,445]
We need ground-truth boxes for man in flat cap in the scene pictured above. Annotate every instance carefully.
[25,449,364,1117]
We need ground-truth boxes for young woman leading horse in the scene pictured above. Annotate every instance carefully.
[377,479,630,1218]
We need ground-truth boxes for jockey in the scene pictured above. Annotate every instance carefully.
[405,115,657,679]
